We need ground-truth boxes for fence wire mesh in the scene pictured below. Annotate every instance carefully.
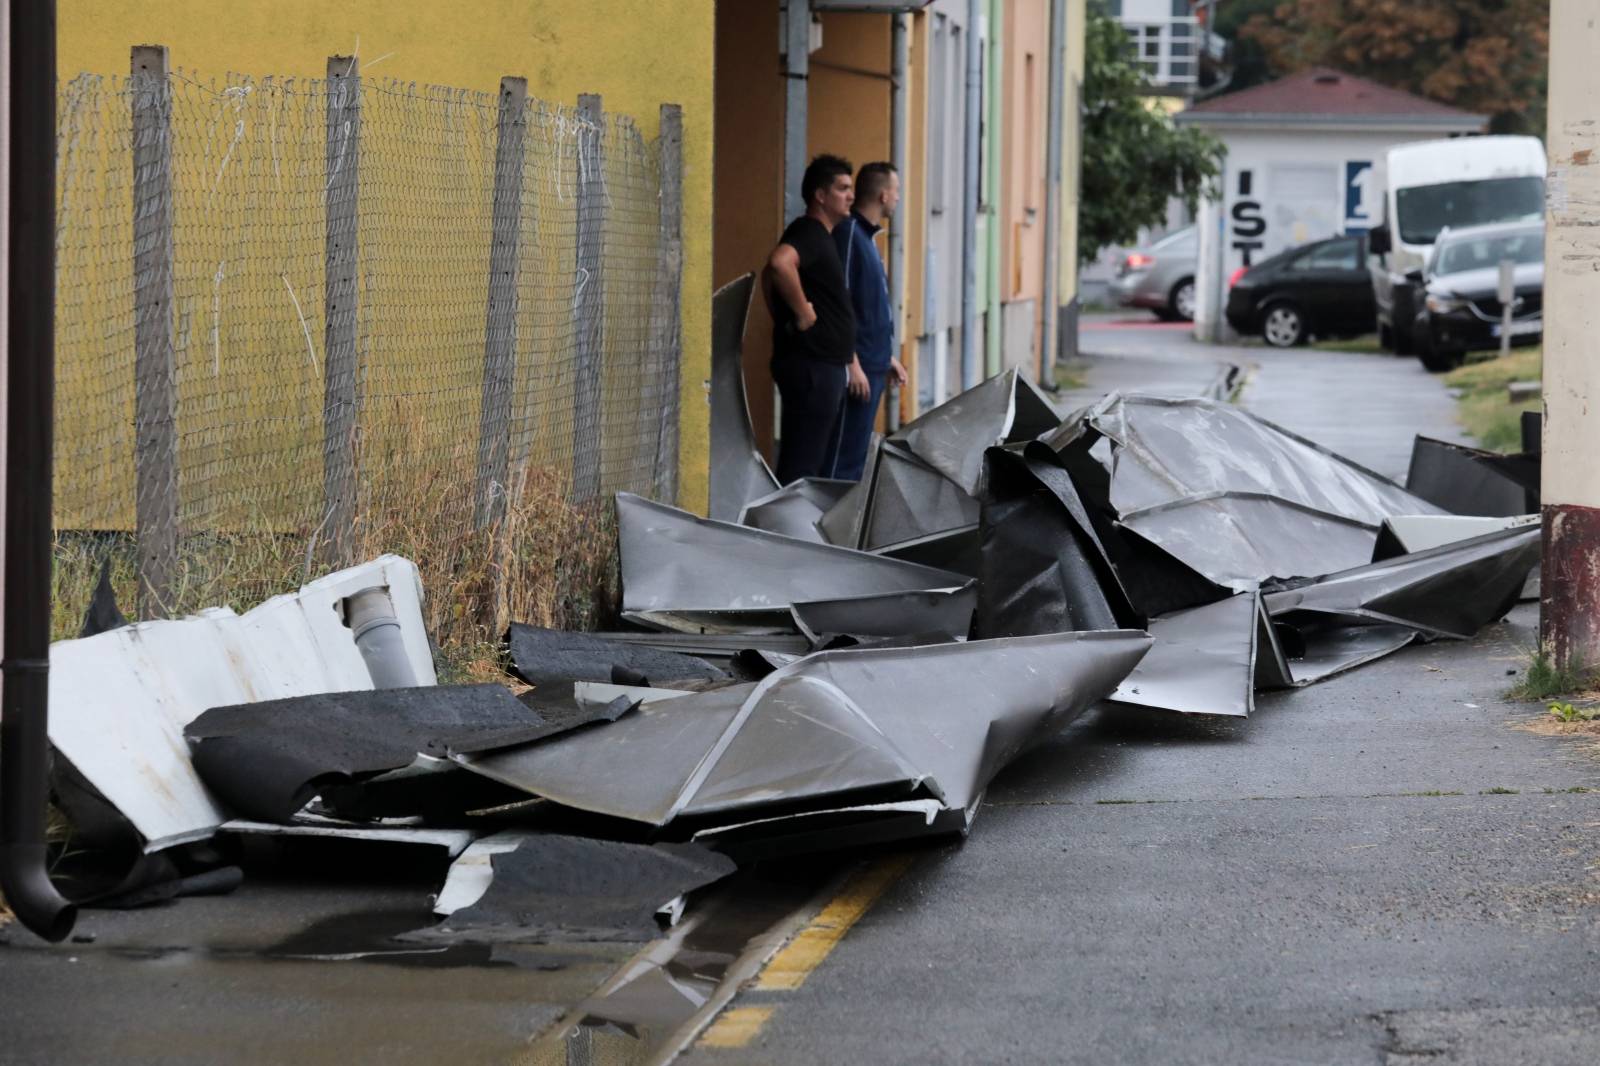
[53,66,681,655]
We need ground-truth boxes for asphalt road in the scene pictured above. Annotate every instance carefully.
[681,318,1600,1066]
[5,318,1580,1066]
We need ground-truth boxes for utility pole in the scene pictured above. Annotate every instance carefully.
[1540,1,1600,670]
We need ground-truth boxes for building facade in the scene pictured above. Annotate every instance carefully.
[1176,68,1486,341]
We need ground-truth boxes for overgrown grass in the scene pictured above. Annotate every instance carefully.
[1310,333,1385,355]
[1509,646,1598,701]
[52,460,621,670]
[1444,345,1542,453]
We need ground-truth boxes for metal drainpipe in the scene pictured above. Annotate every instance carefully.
[2,0,78,943]
[887,12,909,430]
[1040,0,1065,384]
[959,0,982,391]
[781,0,812,225]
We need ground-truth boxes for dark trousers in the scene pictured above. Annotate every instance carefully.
[772,356,847,486]
[827,368,888,481]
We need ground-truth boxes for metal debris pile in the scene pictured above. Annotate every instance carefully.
[37,283,1539,945]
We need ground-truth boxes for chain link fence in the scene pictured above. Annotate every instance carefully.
[52,54,683,657]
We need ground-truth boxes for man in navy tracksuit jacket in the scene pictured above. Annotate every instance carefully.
[827,162,908,482]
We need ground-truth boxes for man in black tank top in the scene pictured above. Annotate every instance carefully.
[762,154,859,484]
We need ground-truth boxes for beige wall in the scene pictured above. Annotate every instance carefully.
[713,0,785,457]
[1060,0,1086,306]
[901,12,931,422]
[1001,0,1049,310]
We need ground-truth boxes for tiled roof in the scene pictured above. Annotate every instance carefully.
[1181,67,1484,124]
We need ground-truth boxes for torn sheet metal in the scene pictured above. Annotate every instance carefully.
[737,477,854,543]
[1271,619,1418,686]
[1109,592,1268,717]
[433,830,529,915]
[48,556,434,851]
[459,631,1151,834]
[505,623,725,687]
[861,443,981,551]
[816,435,881,548]
[80,558,129,637]
[616,493,967,632]
[1265,524,1540,641]
[220,818,478,858]
[185,684,585,824]
[410,835,735,944]
[1405,435,1538,517]
[790,585,976,644]
[888,367,1061,495]
[975,442,1140,637]
[872,523,982,577]
[589,631,815,662]
[1373,514,1539,560]
[1072,394,1440,521]
[1048,394,1448,589]
[708,274,780,521]
[690,798,975,861]
[1117,492,1384,591]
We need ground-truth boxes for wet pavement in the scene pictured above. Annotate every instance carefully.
[1064,313,1469,479]
[0,847,636,1065]
[3,316,1579,1065]
[678,317,1600,1065]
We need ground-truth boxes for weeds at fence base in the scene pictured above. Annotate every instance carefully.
[51,463,622,666]
[1509,647,1598,701]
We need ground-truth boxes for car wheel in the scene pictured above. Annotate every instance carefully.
[1169,278,1196,322]
[1261,303,1305,348]
[1378,320,1394,351]
[1419,347,1462,373]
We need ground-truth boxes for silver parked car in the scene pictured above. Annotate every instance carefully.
[1109,226,1198,321]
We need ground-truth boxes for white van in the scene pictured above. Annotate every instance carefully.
[1368,135,1546,353]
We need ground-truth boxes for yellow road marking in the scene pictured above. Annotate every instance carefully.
[754,854,913,991]
[696,1006,774,1049]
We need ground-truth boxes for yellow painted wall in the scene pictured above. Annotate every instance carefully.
[1001,0,1048,308]
[57,0,716,512]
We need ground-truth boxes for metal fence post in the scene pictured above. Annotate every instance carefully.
[571,92,606,501]
[131,44,178,618]
[322,55,361,566]
[649,104,684,503]
[475,76,528,528]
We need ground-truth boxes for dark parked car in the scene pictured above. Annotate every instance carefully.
[1225,234,1375,347]
[1409,221,1543,373]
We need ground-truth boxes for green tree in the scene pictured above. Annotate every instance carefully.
[1079,2,1224,263]
[1240,0,1548,134]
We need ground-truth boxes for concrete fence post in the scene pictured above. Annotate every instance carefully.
[475,76,528,528]
[649,104,684,503]
[570,92,606,501]
[321,55,361,568]
[130,44,178,618]
[1540,5,1600,670]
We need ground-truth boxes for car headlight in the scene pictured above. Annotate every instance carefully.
[1425,294,1468,314]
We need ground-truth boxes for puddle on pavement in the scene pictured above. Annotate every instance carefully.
[261,907,507,968]
[523,867,832,1066]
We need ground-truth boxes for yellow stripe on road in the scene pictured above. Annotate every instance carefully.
[697,1006,775,1049]
[754,854,913,992]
